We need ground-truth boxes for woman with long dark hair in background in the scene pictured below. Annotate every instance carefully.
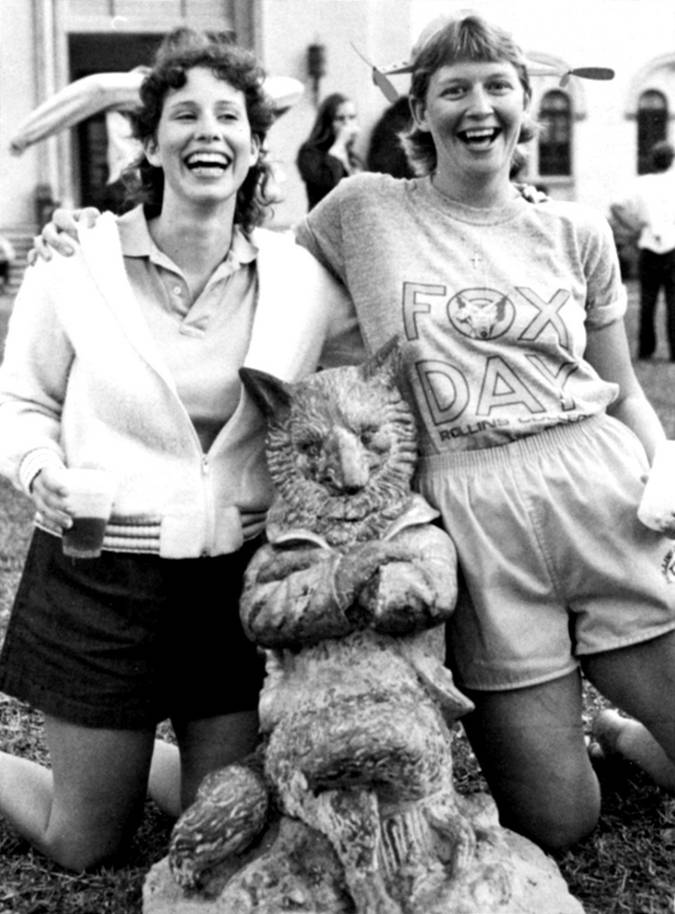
[296,91,363,209]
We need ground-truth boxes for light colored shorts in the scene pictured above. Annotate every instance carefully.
[416,414,675,691]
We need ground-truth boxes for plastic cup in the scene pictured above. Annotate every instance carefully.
[61,468,116,558]
[637,440,675,534]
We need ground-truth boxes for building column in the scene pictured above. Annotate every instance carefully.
[32,0,74,211]
[232,0,262,55]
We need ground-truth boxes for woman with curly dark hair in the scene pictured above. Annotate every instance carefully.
[0,27,361,870]
[128,27,276,233]
[296,91,363,209]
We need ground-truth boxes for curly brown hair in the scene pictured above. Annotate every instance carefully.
[403,14,536,176]
[124,27,276,234]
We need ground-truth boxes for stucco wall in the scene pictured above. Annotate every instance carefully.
[0,1,41,229]
[2,0,675,234]
[423,0,675,213]
[263,0,675,226]
[260,0,413,228]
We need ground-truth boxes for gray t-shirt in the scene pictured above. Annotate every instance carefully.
[296,173,625,455]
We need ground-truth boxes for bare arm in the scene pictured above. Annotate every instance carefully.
[584,318,666,462]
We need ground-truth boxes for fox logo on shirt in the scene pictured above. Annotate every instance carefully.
[448,289,514,340]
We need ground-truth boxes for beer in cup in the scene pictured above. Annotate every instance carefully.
[61,468,116,558]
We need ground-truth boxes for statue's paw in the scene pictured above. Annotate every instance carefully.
[425,796,477,876]
[255,546,319,583]
[335,543,408,606]
[364,564,439,633]
[168,763,269,891]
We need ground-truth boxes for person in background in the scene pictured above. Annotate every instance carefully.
[366,95,415,179]
[611,140,675,360]
[295,13,675,851]
[296,91,363,209]
[0,234,15,292]
[0,27,360,871]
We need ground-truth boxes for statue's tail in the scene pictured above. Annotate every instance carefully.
[168,760,269,891]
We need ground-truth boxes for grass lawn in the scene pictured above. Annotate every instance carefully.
[0,281,674,913]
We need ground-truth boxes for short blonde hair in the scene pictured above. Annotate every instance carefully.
[403,14,536,175]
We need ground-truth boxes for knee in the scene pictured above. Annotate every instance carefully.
[529,806,599,853]
[500,791,600,852]
[42,828,127,872]
[44,842,114,872]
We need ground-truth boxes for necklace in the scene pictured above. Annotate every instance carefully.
[466,241,490,289]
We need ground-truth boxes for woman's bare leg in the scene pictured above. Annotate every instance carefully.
[148,710,260,817]
[461,670,601,851]
[0,715,155,870]
[583,630,675,791]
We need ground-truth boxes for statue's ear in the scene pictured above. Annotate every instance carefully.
[239,368,292,421]
[360,335,402,386]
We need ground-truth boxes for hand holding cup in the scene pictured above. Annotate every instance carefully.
[60,468,116,558]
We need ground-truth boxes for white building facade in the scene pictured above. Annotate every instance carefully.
[1,0,674,249]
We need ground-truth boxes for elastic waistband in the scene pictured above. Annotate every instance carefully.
[103,515,162,552]
[36,512,263,556]
[416,415,608,475]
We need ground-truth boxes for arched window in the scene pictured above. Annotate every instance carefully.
[637,89,668,174]
[538,90,571,176]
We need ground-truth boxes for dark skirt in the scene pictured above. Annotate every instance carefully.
[0,529,265,729]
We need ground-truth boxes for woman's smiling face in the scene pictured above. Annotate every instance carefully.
[145,66,259,211]
[412,59,527,192]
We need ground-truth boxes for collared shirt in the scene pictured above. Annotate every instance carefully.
[117,205,258,451]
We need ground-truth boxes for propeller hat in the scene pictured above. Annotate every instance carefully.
[353,12,614,104]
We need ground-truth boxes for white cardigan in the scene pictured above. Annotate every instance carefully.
[0,213,363,558]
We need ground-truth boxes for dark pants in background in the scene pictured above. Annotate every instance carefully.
[638,247,675,360]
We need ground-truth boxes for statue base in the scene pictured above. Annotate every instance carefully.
[143,792,584,914]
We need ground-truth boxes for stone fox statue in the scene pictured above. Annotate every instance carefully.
[162,339,582,914]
